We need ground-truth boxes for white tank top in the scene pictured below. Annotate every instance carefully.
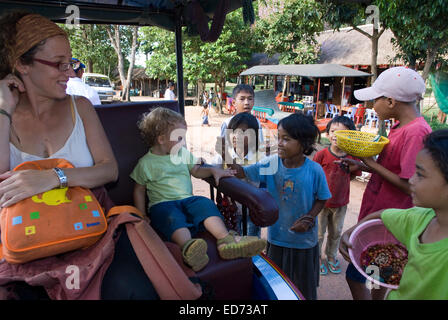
[9,96,94,170]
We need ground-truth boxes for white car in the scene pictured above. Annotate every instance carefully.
[82,73,115,103]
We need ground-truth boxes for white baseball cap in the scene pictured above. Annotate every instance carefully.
[354,67,425,102]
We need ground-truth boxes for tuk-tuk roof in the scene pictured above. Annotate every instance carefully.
[0,0,246,31]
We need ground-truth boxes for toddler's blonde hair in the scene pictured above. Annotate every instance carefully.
[138,107,186,147]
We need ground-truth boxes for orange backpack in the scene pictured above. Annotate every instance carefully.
[0,159,107,264]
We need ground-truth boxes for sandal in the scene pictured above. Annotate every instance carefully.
[182,238,209,272]
[320,263,328,276]
[217,230,266,260]
[327,260,341,274]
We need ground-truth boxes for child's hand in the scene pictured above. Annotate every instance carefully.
[290,215,315,233]
[339,227,355,263]
[211,167,236,186]
[336,158,368,172]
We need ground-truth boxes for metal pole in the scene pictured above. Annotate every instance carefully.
[315,78,321,120]
[175,10,185,116]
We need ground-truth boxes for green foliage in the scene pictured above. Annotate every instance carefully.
[424,115,448,131]
[318,0,366,29]
[141,27,177,82]
[256,0,323,64]
[141,8,261,86]
[377,0,448,69]
[62,24,133,77]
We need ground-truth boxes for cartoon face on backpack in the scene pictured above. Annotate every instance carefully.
[31,187,72,206]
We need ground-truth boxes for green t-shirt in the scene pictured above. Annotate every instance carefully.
[382,207,448,300]
[130,147,199,207]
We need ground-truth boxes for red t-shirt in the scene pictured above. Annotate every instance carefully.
[358,117,432,221]
[313,148,361,208]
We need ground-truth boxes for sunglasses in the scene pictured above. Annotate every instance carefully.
[33,58,77,72]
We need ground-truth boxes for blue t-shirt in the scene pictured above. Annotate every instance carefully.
[243,155,331,249]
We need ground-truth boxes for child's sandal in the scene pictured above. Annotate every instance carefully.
[182,238,209,272]
[217,230,266,260]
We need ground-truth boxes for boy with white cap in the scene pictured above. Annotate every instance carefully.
[341,67,432,300]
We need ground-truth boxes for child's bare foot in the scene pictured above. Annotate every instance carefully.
[216,231,266,260]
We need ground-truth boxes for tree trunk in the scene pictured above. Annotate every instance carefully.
[371,27,379,82]
[106,26,139,102]
[123,27,139,102]
[197,80,205,106]
[422,48,438,82]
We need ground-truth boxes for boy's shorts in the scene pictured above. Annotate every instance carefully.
[149,196,223,241]
[346,262,366,283]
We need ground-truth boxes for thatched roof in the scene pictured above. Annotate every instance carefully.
[132,67,152,80]
[111,67,152,82]
[317,24,405,66]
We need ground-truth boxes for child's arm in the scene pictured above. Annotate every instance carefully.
[339,209,385,262]
[290,199,326,233]
[133,182,147,216]
[190,164,235,186]
[362,157,411,194]
[337,158,371,173]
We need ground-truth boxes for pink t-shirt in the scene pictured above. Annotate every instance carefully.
[358,117,432,221]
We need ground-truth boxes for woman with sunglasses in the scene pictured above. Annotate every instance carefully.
[0,12,127,299]
[0,12,118,208]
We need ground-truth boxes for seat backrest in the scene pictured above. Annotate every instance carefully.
[95,101,179,205]
[330,104,338,113]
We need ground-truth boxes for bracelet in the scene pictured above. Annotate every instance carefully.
[0,108,12,124]
[53,167,68,188]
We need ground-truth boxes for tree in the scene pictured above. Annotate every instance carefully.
[141,27,177,88]
[184,8,262,112]
[377,0,448,81]
[319,0,385,81]
[106,26,140,101]
[256,0,324,65]
[140,8,261,112]
[61,24,118,76]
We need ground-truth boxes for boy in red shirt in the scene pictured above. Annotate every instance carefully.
[314,116,360,275]
[341,67,432,300]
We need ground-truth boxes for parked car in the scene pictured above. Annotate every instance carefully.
[82,73,115,103]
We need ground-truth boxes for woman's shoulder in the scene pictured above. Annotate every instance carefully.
[71,95,95,116]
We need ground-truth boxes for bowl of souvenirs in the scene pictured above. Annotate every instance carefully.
[348,219,408,289]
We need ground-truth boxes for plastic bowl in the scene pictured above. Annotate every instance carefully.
[335,130,389,158]
[348,219,406,289]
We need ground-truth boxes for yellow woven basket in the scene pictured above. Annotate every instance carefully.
[334,130,390,158]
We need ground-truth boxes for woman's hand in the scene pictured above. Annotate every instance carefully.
[0,74,26,113]
[0,169,59,207]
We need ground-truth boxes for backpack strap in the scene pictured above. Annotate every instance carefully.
[106,205,145,219]
[125,219,202,300]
